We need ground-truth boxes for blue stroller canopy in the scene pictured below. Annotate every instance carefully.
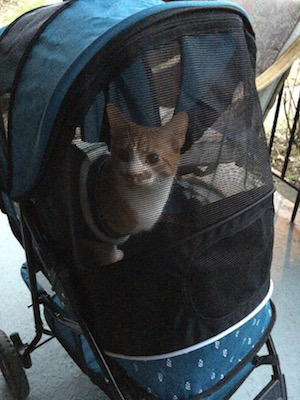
[0,0,249,199]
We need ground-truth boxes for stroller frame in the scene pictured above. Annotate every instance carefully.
[5,200,128,400]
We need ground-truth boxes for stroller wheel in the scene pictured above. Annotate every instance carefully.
[0,330,30,400]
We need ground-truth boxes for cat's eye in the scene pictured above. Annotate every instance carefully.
[147,153,159,165]
[118,149,130,162]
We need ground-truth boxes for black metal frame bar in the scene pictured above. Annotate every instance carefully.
[20,210,48,357]
[253,336,288,400]
[268,82,300,223]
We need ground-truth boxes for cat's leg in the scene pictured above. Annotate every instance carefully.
[114,246,124,262]
[79,239,123,267]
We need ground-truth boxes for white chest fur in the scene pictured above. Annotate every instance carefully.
[118,177,173,233]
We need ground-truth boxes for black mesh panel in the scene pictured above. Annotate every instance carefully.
[37,7,274,355]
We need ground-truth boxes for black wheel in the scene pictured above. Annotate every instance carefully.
[0,330,30,400]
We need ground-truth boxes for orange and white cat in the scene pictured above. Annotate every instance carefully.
[79,104,188,266]
[37,104,188,268]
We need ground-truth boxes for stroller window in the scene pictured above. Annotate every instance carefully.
[65,18,272,258]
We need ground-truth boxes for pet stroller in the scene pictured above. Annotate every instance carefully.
[0,0,288,399]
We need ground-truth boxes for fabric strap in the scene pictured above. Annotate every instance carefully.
[76,140,130,245]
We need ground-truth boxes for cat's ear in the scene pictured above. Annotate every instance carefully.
[164,112,188,151]
[106,104,130,137]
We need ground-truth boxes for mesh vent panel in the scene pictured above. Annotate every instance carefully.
[36,8,274,354]
[74,10,274,249]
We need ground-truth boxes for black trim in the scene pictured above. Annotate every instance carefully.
[0,191,5,213]
[0,106,7,190]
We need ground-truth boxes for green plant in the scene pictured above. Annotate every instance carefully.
[0,0,46,26]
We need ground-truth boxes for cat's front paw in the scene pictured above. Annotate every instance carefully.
[114,248,124,262]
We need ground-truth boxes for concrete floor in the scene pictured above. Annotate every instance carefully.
[0,191,299,400]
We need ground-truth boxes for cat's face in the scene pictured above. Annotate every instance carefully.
[106,104,188,187]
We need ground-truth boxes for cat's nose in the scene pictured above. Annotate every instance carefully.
[124,172,143,182]
[123,171,151,184]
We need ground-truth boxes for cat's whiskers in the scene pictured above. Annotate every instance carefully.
[120,146,154,186]
[123,173,153,186]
